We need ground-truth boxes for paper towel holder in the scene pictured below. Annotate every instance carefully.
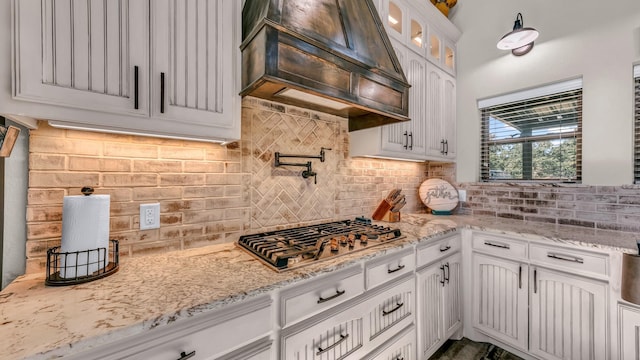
[45,240,120,286]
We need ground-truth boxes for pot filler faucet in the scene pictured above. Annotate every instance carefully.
[274,147,331,184]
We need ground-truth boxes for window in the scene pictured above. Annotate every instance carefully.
[479,79,583,182]
[635,65,640,184]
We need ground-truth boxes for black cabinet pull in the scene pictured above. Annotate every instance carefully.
[388,264,405,274]
[403,131,408,149]
[483,241,510,249]
[382,302,404,316]
[444,262,450,283]
[534,269,538,294]
[440,245,451,252]
[160,72,166,113]
[317,334,349,355]
[440,265,446,286]
[444,140,449,155]
[408,132,413,150]
[518,265,522,289]
[440,139,445,154]
[393,357,404,360]
[317,289,345,304]
[547,253,584,264]
[176,350,195,360]
[134,66,139,110]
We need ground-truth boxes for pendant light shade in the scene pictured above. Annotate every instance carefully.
[497,13,539,56]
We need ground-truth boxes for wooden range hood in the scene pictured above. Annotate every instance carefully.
[240,0,410,131]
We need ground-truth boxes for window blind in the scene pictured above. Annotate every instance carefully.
[635,65,640,183]
[479,81,583,182]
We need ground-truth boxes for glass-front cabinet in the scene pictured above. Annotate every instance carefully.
[378,0,456,75]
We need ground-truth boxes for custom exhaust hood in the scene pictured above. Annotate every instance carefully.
[240,0,411,131]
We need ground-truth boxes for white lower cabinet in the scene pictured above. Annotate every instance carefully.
[471,252,529,352]
[619,302,640,360]
[65,296,273,360]
[417,250,462,359]
[530,267,608,360]
[280,275,415,360]
[469,231,612,360]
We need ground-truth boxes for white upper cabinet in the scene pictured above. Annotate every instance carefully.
[426,65,456,159]
[14,0,149,115]
[349,0,459,162]
[151,0,236,130]
[13,0,240,142]
[380,43,427,157]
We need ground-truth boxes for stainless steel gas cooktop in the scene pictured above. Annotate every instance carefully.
[237,217,404,272]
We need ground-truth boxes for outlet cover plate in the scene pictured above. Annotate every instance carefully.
[140,203,160,230]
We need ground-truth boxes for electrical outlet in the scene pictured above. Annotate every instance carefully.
[458,189,467,202]
[140,203,160,230]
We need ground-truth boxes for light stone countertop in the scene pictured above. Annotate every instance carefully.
[1,214,638,359]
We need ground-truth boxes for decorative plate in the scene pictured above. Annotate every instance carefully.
[418,179,459,212]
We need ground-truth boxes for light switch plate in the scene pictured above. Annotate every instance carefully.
[140,203,160,230]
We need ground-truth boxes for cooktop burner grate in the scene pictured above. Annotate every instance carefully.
[237,217,403,271]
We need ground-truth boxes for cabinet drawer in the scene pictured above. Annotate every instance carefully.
[281,311,365,360]
[362,325,416,360]
[79,296,272,360]
[529,243,609,278]
[366,248,415,289]
[280,265,364,327]
[364,276,415,350]
[472,232,527,260]
[416,233,460,268]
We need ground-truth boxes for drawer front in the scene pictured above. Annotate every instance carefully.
[472,232,527,260]
[282,315,365,360]
[416,234,461,268]
[93,297,272,360]
[366,248,415,290]
[280,265,365,326]
[363,325,416,360]
[365,276,415,348]
[529,243,609,278]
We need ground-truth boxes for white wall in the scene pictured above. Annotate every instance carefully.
[451,0,640,185]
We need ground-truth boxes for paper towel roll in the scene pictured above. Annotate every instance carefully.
[60,194,110,278]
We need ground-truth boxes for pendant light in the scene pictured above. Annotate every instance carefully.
[497,13,539,56]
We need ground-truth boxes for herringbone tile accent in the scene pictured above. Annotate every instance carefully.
[246,105,338,229]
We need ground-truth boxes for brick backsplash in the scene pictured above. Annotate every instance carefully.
[457,182,640,232]
[25,98,430,273]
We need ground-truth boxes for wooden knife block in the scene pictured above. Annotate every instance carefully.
[372,199,401,222]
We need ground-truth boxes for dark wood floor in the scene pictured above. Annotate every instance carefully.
[429,338,524,360]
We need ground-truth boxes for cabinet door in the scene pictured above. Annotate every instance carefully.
[382,42,427,156]
[382,42,411,153]
[530,268,608,360]
[152,0,238,130]
[425,64,445,158]
[15,0,149,115]
[442,73,456,159]
[442,253,461,338]
[417,262,444,359]
[472,253,528,351]
[619,304,640,360]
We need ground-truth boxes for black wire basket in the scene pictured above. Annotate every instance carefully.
[45,240,119,286]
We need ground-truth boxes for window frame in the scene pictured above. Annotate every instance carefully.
[478,78,583,183]
[634,65,640,184]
